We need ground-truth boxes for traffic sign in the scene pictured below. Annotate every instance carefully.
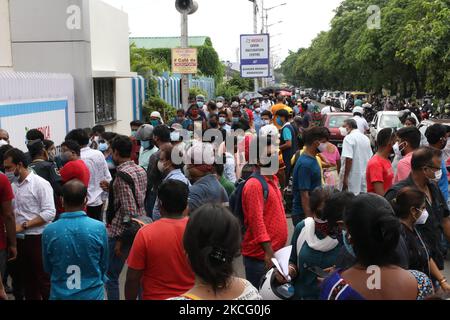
[240,34,270,78]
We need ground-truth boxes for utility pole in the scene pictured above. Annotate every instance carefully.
[252,0,259,92]
[180,12,189,110]
[176,0,198,110]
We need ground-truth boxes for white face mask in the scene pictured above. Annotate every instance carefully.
[434,170,443,182]
[415,209,429,225]
[339,127,348,137]
[217,102,224,109]
[318,143,327,152]
[264,120,271,126]
[255,108,261,113]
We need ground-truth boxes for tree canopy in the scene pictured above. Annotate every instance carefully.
[281,0,450,99]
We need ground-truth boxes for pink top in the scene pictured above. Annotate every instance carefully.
[394,152,413,183]
[321,144,341,166]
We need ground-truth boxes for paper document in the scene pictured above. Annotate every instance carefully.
[271,245,292,281]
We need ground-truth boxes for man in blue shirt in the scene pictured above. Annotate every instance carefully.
[277,109,298,180]
[291,127,330,227]
[42,180,108,300]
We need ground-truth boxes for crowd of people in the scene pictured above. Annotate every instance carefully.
[0,93,450,300]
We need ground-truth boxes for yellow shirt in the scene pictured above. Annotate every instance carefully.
[291,147,325,185]
[271,103,293,129]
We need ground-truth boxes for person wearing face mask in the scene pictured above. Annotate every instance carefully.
[394,127,422,183]
[292,127,330,227]
[216,97,225,110]
[261,94,273,112]
[0,129,9,146]
[271,96,293,130]
[338,119,373,195]
[3,148,56,300]
[187,104,207,132]
[277,109,298,181]
[321,194,434,300]
[425,124,449,202]
[152,144,190,221]
[169,109,192,130]
[149,111,164,127]
[208,114,227,143]
[281,188,354,300]
[135,124,158,171]
[59,140,90,187]
[386,147,450,277]
[218,110,231,133]
[43,140,58,166]
[130,121,144,165]
[253,103,264,135]
[366,128,395,196]
[392,187,450,293]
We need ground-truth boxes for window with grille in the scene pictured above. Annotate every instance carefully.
[94,78,116,124]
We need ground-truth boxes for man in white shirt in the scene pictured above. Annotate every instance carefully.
[321,100,337,115]
[352,106,369,134]
[261,94,274,112]
[339,119,373,195]
[3,148,55,300]
[66,129,112,221]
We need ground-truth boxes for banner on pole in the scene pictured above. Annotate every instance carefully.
[240,34,270,78]
[172,48,198,74]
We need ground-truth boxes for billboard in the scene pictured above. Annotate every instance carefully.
[240,34,270,78]
[172,48,198,74]
[0,99,70,150]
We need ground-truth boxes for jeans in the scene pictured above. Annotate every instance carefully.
[0,249,6,277]
[105,238,130,300]
[243,256,266,289]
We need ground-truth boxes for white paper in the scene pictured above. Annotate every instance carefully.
[271,245,292,281]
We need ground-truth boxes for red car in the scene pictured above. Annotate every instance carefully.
[320,112,353,151]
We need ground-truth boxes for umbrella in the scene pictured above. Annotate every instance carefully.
[239,92,263,100]
[279,90,293,97]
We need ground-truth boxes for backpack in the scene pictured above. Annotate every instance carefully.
[229,171,269,234]
[106,171,152,245]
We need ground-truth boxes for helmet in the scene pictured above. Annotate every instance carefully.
[259,268,294,300]
[352,106,364,115]
[135,124,154,141]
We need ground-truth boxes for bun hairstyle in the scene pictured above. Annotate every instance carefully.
[391,187,426,219]
[344,194,401,267]
[322,191,355,231]
[183,204,242,294]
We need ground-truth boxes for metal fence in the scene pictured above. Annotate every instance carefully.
[156,75,215,109]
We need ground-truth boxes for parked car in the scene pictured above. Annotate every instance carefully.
[321,92,330,104]
[369,111,420,148]
[321,112,353,152]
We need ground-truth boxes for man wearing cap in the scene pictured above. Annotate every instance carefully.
[149,111,164,127]
[261,94,273,112]
[271,96,293,130]
[216,97,225,110]
[184,142,229,213]
[352,107,369,134]
[135,125,158,170]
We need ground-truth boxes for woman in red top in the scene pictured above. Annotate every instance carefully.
[366,128,395,196]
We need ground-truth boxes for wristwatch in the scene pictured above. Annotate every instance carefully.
[22,221,28,230]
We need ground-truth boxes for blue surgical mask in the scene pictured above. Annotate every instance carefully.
[219,117,226,124]
[141,140,152,150]
[276,117,284,126]
[232,117,240,124]
[98,142,108,152]
[150,120,160,127]
[342,229,355,257]
[131,130,137,137]
[197,101,204,108]
[5,171,17,184]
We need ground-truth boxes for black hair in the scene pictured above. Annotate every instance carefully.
[66,129,90,146]
[62,180,87,208]
[425,124,447,145]
[153,125,171,143]
[214,163,224,177]
[411,147,442,171]
[209,114,219,121]
[130,120,144,128]
[391,187,425,219]
[309,187,338,219]
[158,179,188,215]
[43,140,54,151]
[233,119,250,132]
[344,194,401,267]
[396,127,421,150]
[377,128,395,148]
[183,204,241,294]
[207,101,218,111]
[0,145,13,171]
[303,127,330,146]
[277,95,284,102]
[61,140,81,156]
[261,110,273,119]
[276,109,290,120]
[101,132,117,143]
[4,148,29,168]
[405,117,417,126]
[111,135,132,158]
[26,129,44,142]
[323,191,355,233]
[218,110,228,117]
[27,139,46,159]
[344,119,358,130]
[92,125,106,135]
[160,144,184,170]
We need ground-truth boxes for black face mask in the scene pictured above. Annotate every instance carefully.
[209,121,218,128]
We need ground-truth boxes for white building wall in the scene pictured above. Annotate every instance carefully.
[103,78,132,135]
[0,0,12,69]
[89,0,131,73]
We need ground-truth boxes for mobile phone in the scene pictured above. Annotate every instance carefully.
[304,264,330,278]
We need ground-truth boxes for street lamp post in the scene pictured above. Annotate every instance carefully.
[175,0,198,110]
[249,0,259,92]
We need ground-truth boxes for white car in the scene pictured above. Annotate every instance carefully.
[369,111,420,147]
[321,92,331,104]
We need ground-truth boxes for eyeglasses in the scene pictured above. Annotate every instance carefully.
[425,165,441,171]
